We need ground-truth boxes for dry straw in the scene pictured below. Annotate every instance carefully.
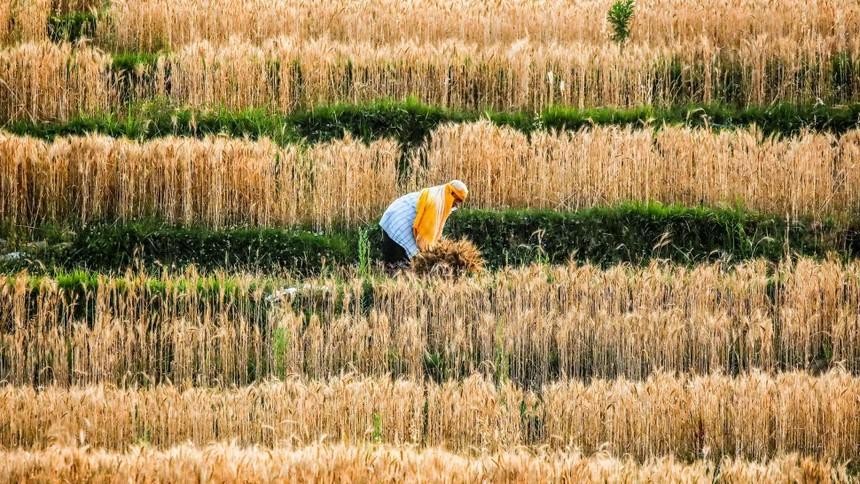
[0,371,857,460]
[3,259,859,387]
[0,445,850,483]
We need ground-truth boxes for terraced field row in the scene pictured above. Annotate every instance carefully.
[3,0,859,51]
[9,100,860,143]
[1,445,848,483]
[2,371,858,460]
[3,125,859,229]
[3,260,858,386]
[3,39,859,122]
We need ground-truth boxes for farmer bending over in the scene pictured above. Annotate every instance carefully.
[379,180,468,268]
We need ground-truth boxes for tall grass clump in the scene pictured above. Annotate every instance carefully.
[607,0,635,45]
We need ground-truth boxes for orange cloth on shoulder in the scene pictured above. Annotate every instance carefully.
[413,180,468,252]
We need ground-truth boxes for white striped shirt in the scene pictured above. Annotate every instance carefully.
[379,191,420,258]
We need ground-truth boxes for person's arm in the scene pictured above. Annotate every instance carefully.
[412,189,430,251]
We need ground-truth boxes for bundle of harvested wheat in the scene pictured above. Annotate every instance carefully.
[411,239,485,277]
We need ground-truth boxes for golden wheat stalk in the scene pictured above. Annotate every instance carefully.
[0,43,111,121]
[1,0,50,43]
[417,123,860,221]
[3,0,858,54]
[160,36,860,111]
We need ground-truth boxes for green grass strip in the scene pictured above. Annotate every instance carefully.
[3,204,857,274]
[2,269,277,332]
[4,99,860,149]
[16,269,279,298]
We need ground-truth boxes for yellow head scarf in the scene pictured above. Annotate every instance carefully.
[413,180,468,252]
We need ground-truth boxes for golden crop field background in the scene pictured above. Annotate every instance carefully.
[2,0,860,481]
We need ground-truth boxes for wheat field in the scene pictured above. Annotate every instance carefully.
[0,444,850,483]
[3,259,859,387]
[4,0,860,53]
[0,0,51,44]
[2,38,858,121]
[2,126,859,229]
[2,0,860,479]
[98,0,860,51]
[0,43,110,121]
[1,371,858,460]
[421,123,860,219]
[0,133,399,229]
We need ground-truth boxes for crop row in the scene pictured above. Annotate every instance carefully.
[3,0,859,53]
[2,40,859,122]
[2,371,858,460]
[2,125,860,230]
[0,444,850,483]
[8,100,860,145]
[2,259,859,386]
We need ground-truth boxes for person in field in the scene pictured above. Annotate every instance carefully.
[379,180,468,268]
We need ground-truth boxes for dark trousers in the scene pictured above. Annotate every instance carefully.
[381,230,410,266]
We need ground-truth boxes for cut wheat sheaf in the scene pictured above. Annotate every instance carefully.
[411,239,486,277]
